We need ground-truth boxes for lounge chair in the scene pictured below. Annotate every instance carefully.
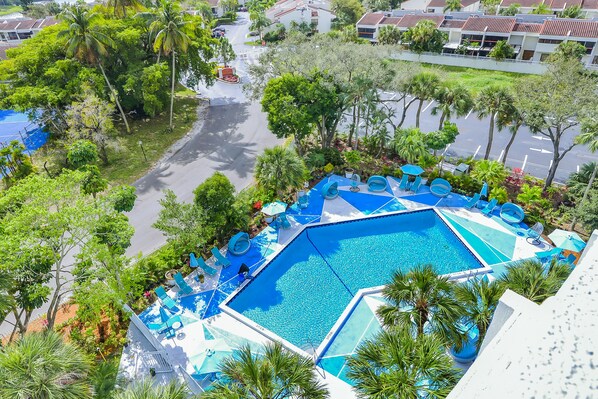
[211,247,231,268]
[410,176,422,193]
[173,272,193,295]
[500,202,525,224]
[278,213,292,229]
[429,178,452,197]
[197,257,218,276]
[297,195,309,209]
[535,247,562,260]
[526,222,544,245]
[228,232,251,256]
[367,175,387,192]
[481,198,498,216]
[321,181,339,200]
[564,253,577,265]
[398,174,409,190]
[154,286,178,311]
[465,193,481,209]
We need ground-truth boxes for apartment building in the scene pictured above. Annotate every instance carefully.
[266,0,336,33]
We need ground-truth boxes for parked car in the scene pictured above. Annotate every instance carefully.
[212,27,226,33]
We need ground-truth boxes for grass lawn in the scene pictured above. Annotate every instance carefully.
[0,5,21,15]
[420,64,525,95]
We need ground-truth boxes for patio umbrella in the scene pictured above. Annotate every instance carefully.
[548,229,586,252]
[262,201,287,216]
[400,164,424,176]
[190,339,234,375]
[480,182,488,198]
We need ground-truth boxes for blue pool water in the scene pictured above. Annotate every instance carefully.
[0,110,49,152]
[227,210,483,349]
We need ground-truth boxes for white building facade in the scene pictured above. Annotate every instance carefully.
[266,0,336,33]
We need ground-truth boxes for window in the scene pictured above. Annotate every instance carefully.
[592,55,598,65]
[358,27,376,39]
[540,53,550,61]
[576,40,595,55]
[538,38,562,44]
[7,32,18,40]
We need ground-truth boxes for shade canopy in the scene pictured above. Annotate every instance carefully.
[480,182,488,197]
[190,339,234,375]
[261,201,287,216]
[400,164,424,176]
[548,229,586,252]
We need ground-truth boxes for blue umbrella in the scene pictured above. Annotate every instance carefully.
[400,164,424,176]
[189,252,199,268]
[262,201,287,216]
[480,182,488,198]
[548,229,586,252]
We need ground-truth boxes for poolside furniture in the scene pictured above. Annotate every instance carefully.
[480,182,488,199]
[154,286,178,311]
[481,198,498,216]
[228,232,251,256]
[398,174,409,190]
[278,213,292,229]
[535,247,562,261]
[173,272,193,295]
[564,253,577,265]
[297,195,309,209]
[400,164,424,177]
[261,201,287,216]
[465,193,481,209]
[197,257,218,276]
[500,203,525,224]
[321,181,339,200]
[547,229,586,252]
[450,324,479,364]
[211,247,231,268]
[429,178,452,197]
[526,222,544,245]
[410,176,422,193]
[350,174,361,192]
[367,175,387,192]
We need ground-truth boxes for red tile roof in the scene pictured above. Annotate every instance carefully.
[461,16,516,33]
[540,19,598,38]
[513,22,543,32]
[548,0,582,8]
[581,0,598,8]
[427,0,480,7]
[357,12,386,26]
[396,14,445,28]
[441,19,467,29]
[379,16,401,25]
[0,17,58,32]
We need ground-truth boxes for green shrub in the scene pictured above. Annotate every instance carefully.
[308,147,343,166]
[490,186,508,203]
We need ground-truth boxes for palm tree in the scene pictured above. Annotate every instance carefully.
[571,129,598,230]
[391,127,428,163]
[113,379,189,399]
[432,82,473,130]
[496,104,524,165]
[454,278,505,351]
[531,2,552,14]
[470,160,508,187]
[377,265,465,346]
[497,259,571,304]
[0,331,92,399]
[249,10,271,42]
[377,25,401,45]
[59,5,130,133]
[107,0,142,18]
[408,71,441,128]
[444,0,462,12]
[346,328,460,399]
[255,146,307,198]
[150,0,191,130]
[202,342,329,399]
[474,85,514,160]
[559,5,584,18]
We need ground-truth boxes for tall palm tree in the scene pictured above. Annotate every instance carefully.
[255,146,307,198]
[444,0,462,12]
[432,82,473,130]
[113,379,189,399]
[59,5,130,133]
[474,85,514,160]
[531,2,552,14]
[202,342,329,399]
[571,129,598,230]
[249,10,271,42]
[454,278,505,351]
[150,0,191,130]
[496,104,524,165]
[377,24,401,45]
[497,259,571,304]
[107,0,142,18]
[0,331,92,399]
[377,265,465,346]
[408,72,441,128]
[346,328,460,399]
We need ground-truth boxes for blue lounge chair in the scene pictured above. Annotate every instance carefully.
[321,181,339,200]
[563,253,577,265]
[278,213,292,229]
[197,257,218,276]
[173,272,193,295]
[211,247,231,268]
[297,195,309,209]
[154,286,178,311]
[367,175,387,192]
[410,176,422,193]
[398,174,409,190]
[535,247,562,260]
[526,222,544,245]
[465,193,481,209]
[228,232,251,256]
[481,198,498,216]
[500,202,525,224]
[429,178,451,197]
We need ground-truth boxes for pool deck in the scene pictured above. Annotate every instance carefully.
[119,174,555,395]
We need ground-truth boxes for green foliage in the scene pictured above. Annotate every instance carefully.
[499,3,520,15]
[531,2,552,14]
[308,147,344,166]
[550,40,587,62]
[489,186,508,203]
[114,379,189,399]
[432,83,473,129]
[475,85,515,160]
[488,40,515,61]
[255,146,307,196]
[402,19,447,53]
[517,184,544,207]
[81,164,109,198]
[578,192,598,232]
[330,0,364,27]
[391,127,428,164]
[249,9,271,39]
[263,23,286,42]
[344,150,362,169]
[216,37,236,66]
[0,332,93,399]
[471,160,508,187]
[498,259,571,304]
[444,0,462,11]
[364,0,390,11]
[67,139,99,169]
[90,358,122,399]
[377,24,401,45]
[109,185,137,212]
[0,140,35,186]
[424,122,460,154]
[559,5,584,18]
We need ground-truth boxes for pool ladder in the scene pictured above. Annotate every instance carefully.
[302,341,326,379]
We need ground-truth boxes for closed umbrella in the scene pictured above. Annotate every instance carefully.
[190,339,234,375]
[547,229,586,252]
[400,164,425,176]
[262,201,287,216]
[480,182,488,198]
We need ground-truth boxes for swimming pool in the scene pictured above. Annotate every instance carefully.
[225,209,484,352]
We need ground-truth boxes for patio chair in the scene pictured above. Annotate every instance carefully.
[535,247,562,261]
[526,222,544,245]
[279,213,292,229]
[410,176,422,193]
[429,178,452,197]
[481,198,498,216]
[465,193,481,209]
[154,286,178,311]
[321,181,339,200]
[197,257,218,276]
[367,175,388,192]
[398,174,409,190]
[228,232,251,256]
[173,272,193,295]
[211,247,232,268]
[298,195,309,209]
[500,203,525,224]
